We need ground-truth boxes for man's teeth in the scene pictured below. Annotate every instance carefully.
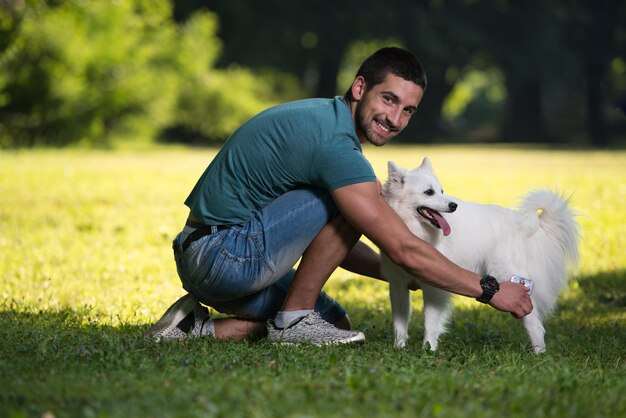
[376,121,390,132]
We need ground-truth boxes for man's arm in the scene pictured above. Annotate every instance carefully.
[331,181,533,318]
[340,240,421,290]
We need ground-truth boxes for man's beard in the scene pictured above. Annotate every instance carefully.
[357,113,394,147]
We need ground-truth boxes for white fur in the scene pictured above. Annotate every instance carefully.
[381,157,579,354]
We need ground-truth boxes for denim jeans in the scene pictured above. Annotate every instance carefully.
[173,187,347,324]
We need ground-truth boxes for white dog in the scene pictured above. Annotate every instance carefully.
[381,157,579,353]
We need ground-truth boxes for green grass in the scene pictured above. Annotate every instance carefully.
[1,145,625,418]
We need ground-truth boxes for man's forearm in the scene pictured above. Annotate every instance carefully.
[340,240,384,280]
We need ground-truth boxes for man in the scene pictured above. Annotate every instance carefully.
[146,47,532,345]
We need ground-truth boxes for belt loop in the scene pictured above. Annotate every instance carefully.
[211,225,217,234]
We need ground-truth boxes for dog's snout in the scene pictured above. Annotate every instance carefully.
[449,202,458,212]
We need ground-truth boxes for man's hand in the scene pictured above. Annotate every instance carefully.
[489,281,533,318]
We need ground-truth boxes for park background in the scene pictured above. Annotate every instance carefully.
[1,0,625,148]
[1,1,625,418]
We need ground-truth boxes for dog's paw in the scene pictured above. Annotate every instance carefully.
[394,337,408,349]
[422,339,439,351]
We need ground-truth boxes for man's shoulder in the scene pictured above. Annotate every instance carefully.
[259,97,343,121]
[249,96,354,141]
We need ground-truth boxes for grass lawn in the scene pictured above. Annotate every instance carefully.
[0,144,625,418]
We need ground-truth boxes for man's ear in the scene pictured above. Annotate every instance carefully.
[351,76,366,100]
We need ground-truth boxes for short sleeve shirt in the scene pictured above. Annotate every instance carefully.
[184,96,376,225]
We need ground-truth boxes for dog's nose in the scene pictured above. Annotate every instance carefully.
[449,202,458,212]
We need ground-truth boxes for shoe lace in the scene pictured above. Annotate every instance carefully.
[303,312,337,330]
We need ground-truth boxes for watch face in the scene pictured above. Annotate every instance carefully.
[477,275,500,303]
[485,276,498,287]
[481,275,499,291]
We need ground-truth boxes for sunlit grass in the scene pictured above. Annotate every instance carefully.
[1,145,624,325]
[0,145,624,418]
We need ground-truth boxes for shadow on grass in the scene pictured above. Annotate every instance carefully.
[574,269,626,308]
[1,270,623,418]
[345,268,626,354]
[0,269,623,359]
[0,306,148,367]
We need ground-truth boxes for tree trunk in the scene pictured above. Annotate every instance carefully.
[501,79,546,142]
[314,37,349,99]
[584,63,610,147]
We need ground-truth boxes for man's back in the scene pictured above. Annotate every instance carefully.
[185,97,375,225]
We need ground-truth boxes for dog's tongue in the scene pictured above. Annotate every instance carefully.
[431,211,451,236]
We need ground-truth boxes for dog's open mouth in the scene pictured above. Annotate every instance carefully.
[417,207,452,236]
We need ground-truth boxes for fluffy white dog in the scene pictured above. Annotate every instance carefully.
[381,157,579,353]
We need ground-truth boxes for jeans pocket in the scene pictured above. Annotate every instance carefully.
[191,233,276,301]
[178,232,223,284]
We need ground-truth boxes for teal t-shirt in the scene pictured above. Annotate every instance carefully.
[184,96,376,225]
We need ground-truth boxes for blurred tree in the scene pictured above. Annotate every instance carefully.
[378,0,623,144]
[562,0,625,146]
[165,11,300,142]
[197,0,453,141]
[0,0,180,147]
[201,0,366,98]
[196,0,500,141]
[191,0,624,145]
[3,0,620,146]
[389,0,487,142]
[0,0,284,147]
[467,0,562,142]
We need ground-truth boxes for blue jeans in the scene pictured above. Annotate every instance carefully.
[173,187,347,324]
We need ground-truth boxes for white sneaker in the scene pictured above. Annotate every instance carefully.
[267,312,365,346]
[145,294,212,341]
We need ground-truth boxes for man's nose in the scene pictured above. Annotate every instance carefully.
[387,108,403,128]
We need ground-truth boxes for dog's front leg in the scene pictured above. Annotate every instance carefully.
[421,286,453,351]
[389,280,411,348]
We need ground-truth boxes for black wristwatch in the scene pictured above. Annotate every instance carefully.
[476,275,500,304]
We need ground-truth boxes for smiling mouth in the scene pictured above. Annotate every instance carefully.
[374,117,399,136]
[375,120,391,133]
[417,207,451,236]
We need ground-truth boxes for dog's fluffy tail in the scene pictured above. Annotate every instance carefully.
[519,190,580,317]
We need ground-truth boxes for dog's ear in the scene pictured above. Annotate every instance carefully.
[418,157,433,172]
[387,161,405,185]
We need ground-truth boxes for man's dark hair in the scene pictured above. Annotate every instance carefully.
[345,47,427,100]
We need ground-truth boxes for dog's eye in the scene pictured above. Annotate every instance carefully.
[424,189,435,196]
